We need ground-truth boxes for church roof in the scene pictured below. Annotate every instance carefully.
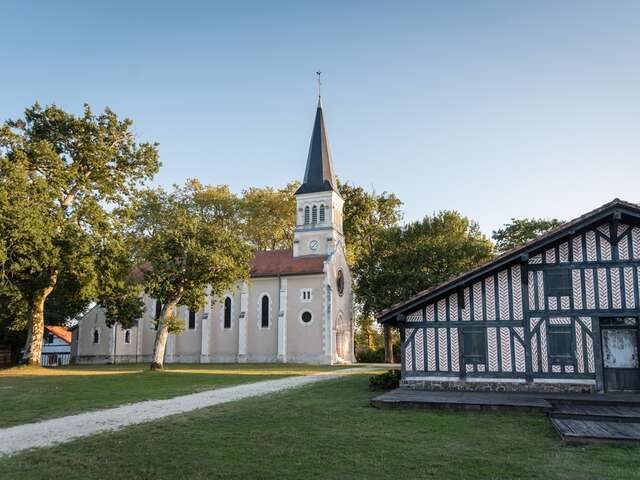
[295,99,338,195]
[250,249,326,277]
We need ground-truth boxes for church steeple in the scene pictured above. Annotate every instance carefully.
[295,98,337,195]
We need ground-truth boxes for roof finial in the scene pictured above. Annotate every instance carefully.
[316,71,322,100]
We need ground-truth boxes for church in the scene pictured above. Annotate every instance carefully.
[72,99,354,365]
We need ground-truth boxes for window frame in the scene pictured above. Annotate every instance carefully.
[259,294,271,329]
[304,206,310,225]
[300,288,312,302]
[319,204,325,223]
[547,324,574,365]
[299,309,313,326]
[311,205,318,224]
[93,329,100,344]
[544,267,572,298]
[461,326,486,365]
[223,296,233,329]
[188,309,196,330]
[124,329,132,344]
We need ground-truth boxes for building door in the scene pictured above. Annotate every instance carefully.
[600,317,640,391]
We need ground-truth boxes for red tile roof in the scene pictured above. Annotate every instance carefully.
[251,249,326,277]
[44,325,72,344]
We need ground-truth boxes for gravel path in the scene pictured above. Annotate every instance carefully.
[0,367,367,457]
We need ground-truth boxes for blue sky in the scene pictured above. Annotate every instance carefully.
[2,1,639,235]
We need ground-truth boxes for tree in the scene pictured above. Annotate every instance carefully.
[354,211,494,318]
[0,103,159,365]
[338,181,403,360]
[133,181,253,370]
[338,181,403,268]
[492,218,564,254]
[240,182,299,250]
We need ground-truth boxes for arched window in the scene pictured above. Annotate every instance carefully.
[260,295,270,328]
[304,206,310,225]
[93,329,100,344]
[124,330,131,344]
[312,205,318,224]
[224,297,232,329]
[188,310,196,330]
[319,204,325,223]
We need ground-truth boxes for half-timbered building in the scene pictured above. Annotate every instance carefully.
[378,199,640,392]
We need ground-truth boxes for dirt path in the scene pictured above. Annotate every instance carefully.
[0,367,369,457]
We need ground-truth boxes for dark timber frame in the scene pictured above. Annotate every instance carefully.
[379,200,640,392]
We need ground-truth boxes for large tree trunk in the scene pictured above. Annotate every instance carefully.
[23,272,58,366]
[383,323,394,364]
[150,298,179,370]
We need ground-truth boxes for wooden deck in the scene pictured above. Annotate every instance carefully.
[371,389,553,413]
[372,388,640,443]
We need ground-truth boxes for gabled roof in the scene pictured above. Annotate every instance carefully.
[251,249,326,277]
[295,99,338,195]
[44,325,72,344]
[377,198,640,323]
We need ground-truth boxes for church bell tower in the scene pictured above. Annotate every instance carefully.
[293,97,344,258]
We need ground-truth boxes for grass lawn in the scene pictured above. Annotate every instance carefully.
[0,363,351,428]
[1,373,639,479]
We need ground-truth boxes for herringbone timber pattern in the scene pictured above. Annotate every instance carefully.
[597,268,609,309]
[624,267,635,308]
[573,269,583,309]
[449,293,458,321]
[575,322,584,373]
[500,327,512,372]
[450,328,459,372]
[498,270,509,320]
[528,271,536,310]
[511,265,523,319]
[585,269,596,309]
[559,242,569,263]
[586,230,597,261]
[438,328,448,370]
[545,248,556,264]
[514,327,525,372]
[540,321,548,373]
[462,288,471,321]
[437,299,446,322]
[600,238,612,261]
[473,282,483,321]
[426,328,436,371]
[414,328,424,371]
[633,227,640,259]
[485,276,496,320]
[573,235,584,262]
[611,268,622,309]
[487,327,498,372]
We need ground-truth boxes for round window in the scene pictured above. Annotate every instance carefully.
[301,311,312,324]
[336,270,345,296]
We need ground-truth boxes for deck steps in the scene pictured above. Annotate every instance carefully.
[372,388,640,443]
[549,403,640,423]
[550,417,640,443]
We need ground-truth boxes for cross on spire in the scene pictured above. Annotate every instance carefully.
[316,71,322,99]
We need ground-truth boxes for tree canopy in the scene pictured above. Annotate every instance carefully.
[240,182,298,251]
[492,217,564,254]
[132,181,253,369]
[354,211,494,317]
[0,103,159,364]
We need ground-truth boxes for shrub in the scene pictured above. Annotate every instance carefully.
[368,369,401,390]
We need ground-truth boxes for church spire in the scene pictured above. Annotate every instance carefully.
[295,86,337,195]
